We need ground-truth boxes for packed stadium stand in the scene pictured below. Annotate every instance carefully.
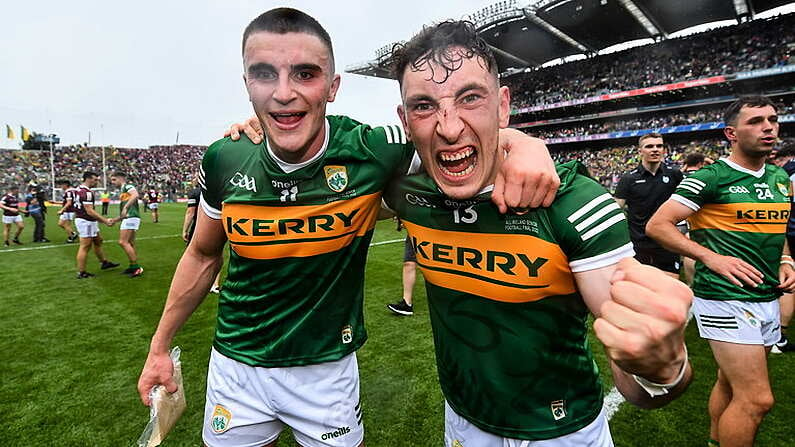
[347,0,795,190]
[0,144,204,199]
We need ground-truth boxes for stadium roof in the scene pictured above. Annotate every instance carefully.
[346,0,794,78]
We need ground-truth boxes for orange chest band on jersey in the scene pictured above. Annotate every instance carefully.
[689,202,790,234]
[403,221,576,303]
[222,192,381,259]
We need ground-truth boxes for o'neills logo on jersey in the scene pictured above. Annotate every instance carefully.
[402,222,576,303]
[690,202,789,234]
[222,192,380,259]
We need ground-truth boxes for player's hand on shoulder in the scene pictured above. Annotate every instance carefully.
[138,350,178,406]
[594,258,691,383]
[491,132,560,213]
[225,115,262,143]
[702,252,763,288]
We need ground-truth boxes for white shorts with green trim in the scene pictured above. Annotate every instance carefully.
[444,402,613,447]
[203,348,364,447]
[120,217,140,231]
[692,297,781,346]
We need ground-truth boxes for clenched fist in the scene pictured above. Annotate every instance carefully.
[594,257,692,383]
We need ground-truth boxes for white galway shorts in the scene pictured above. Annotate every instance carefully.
[120,217,140,231]
[148,203,159,210]
[203,348,364,447]
[444,402,613,447]
[692,297,781,346]
[75,218,99,238]
[59,212,75,221]
[2,215,23,224]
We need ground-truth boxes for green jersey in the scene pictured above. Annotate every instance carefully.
[384,162,633,440]
[120,183,140,218]
[199,116,413,367]
[672,158,790,302]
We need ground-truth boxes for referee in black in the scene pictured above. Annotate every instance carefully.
[614,132,683,277]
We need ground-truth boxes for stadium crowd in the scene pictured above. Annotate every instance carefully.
[505,13,795,109]
[0,144,204,198]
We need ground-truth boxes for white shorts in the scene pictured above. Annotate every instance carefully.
[120,217,141,231]
[445,402,613,447]
[692,297,781,346]
[75,218,99,238]
[148,203,158,210]
[203,348,364,447]
[2,215,23,224]
[59,212,75,221]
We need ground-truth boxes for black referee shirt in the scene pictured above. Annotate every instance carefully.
[615,163,683,249]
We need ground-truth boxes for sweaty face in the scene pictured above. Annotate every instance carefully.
[398,50,510,200]
[243,31,340,164]
[726,105,779,156]
[638,137,665,164]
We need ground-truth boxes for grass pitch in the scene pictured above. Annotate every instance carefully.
[1,203,793,446]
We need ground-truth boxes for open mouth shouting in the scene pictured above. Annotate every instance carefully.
[437,146,478,180]
[270,111,307,130]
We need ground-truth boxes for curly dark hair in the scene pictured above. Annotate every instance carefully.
[386,20,497,86]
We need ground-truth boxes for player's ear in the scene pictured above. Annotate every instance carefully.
[397,104,411,141]
[723,125,737,143]
[498,86,510,128]
[327,74,341,102]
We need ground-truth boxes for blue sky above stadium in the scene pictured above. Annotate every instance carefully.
[1,0,792,148]
[0,0,504,148]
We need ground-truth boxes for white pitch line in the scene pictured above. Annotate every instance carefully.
[603,386,625,420]
[370,238,405,247]
[0,234,181,253]
[2,235,406,254]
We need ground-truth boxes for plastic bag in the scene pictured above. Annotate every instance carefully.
[137,347,186,447]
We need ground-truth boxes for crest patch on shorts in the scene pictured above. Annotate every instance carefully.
[211,404,232,434]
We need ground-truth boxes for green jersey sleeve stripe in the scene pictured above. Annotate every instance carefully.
[569,242,635,272]
[678,181,704,192]
[681,177,706,188]
[200,195,221,220]
[677,183,702,195]
[574,202,622,232]
[567,193,612,223]
[581,213,626,241]
[671,194,700,211]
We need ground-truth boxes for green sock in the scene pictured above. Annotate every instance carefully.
[130,263,140,269]
[708,439,720,446]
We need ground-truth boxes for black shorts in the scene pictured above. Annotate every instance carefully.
[403,236,416,263]
[634,246,681,274]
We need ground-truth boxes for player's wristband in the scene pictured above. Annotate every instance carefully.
[632,345,688,398]
[781,260,795,268]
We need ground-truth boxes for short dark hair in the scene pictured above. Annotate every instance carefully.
[639,132,664,146]
[112,171,127,178]
[9,185,19,190]
[683,152,706,167]
[387,20,498,86]
[724,95,776,126]
[83,171,99,180]
[57,179,71,187]
[775,143,795,159]
[242,8,334,68]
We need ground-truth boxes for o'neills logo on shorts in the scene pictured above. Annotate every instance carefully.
[211,404,232,434]
[321,426,351,440]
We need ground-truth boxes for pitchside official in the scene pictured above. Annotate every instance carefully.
[614,133,683,277]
